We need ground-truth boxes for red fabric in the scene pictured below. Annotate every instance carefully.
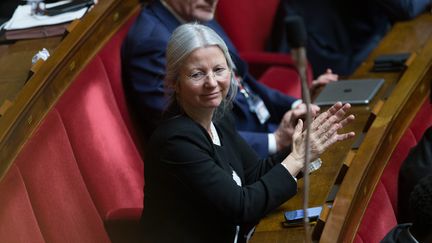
[259,66,302,98]
[14,110,110,243]
[216,0,314,82]
[0,165,45,243]
[241,52,313,83]
[381,129,416,213]
[56,57,144,220]
[0,12,144,242]
[98,14,139,145]
[409,99,432,141]
[217,0,279,52]
[353,234,365,243]
[356,182,398,243]
[355,99,432,241]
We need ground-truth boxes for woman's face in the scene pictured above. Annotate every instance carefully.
[177,46,231,113]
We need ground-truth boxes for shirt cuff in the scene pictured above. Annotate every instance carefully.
[268,133,277,154]
[281,162,298,182]
[291,99,303,109]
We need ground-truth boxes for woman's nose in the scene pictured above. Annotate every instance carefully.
[204,73,218,87]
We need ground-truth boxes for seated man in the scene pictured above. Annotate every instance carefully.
[122,0,336,157]
[382,175,432,243]
[273,0,432,76]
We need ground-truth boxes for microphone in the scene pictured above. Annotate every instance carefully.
[284,15,308,91]
[285,15,313,243]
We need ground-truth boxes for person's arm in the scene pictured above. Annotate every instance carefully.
[237,131,270,158]
[124,37,168,113]
[159,122,297,225]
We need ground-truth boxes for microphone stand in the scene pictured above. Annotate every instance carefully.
[285,15,312,242]
[292,47,312,243]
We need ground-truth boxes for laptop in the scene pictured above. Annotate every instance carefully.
[314,78,385,106]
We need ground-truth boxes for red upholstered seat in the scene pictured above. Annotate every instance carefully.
[0,165,44,243]
[217,0,279,53]
[216,0,312,97]
[380,129,417,213]
[355,182,398,243]
[0,12,143,242]
[56,56,144,221]
[355,99,432,242]
[409,100,432,141]
[14,110,111,242]
[98,14,139,146]
[259,66,302,99]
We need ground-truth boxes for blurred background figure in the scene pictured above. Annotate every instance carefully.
[398,126,432,223]
[382,175,432,243]
[271,0,432,77]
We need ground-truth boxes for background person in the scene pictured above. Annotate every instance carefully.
[398,126,432,223]
[272,0,432,76]
[382,175,432,243]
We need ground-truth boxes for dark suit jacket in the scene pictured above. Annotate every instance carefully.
[141,113,297,243]
[381,223,418,243]
[398,126,432,223]
[272,0,431,76]
[121,0,296,158]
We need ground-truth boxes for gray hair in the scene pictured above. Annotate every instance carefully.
[165,23,237,119]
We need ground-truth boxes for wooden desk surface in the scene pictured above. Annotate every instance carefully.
[0,37,62,108]
[251,13,432,243]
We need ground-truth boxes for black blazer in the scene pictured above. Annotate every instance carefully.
[141,114,297,243]
[381,223,417,243]
[398,126,432,223]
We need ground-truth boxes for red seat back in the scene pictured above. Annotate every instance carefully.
[355,99,432,242]
[217,0,280,52]
[0,166,45,243]
[56,57,144,219]
[0,11,143,242]
[12,110,111,242]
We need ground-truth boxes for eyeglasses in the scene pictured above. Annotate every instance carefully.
[186,67,229,83]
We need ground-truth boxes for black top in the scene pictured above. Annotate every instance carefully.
[381,223,418,243]
[141,114,297,243]
[398,126,432,223]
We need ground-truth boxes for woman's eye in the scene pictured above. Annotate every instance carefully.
[215,67,226,74]
[214,68,227,77]
[190,72,205,80]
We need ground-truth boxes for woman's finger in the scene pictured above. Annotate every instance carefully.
[312,102,343,128]
[339,114,355,128]
[322,131,356,149]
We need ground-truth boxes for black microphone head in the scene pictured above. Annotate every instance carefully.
[284,15,307,48]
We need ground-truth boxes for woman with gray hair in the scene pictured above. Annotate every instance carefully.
[141,23,355,243]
